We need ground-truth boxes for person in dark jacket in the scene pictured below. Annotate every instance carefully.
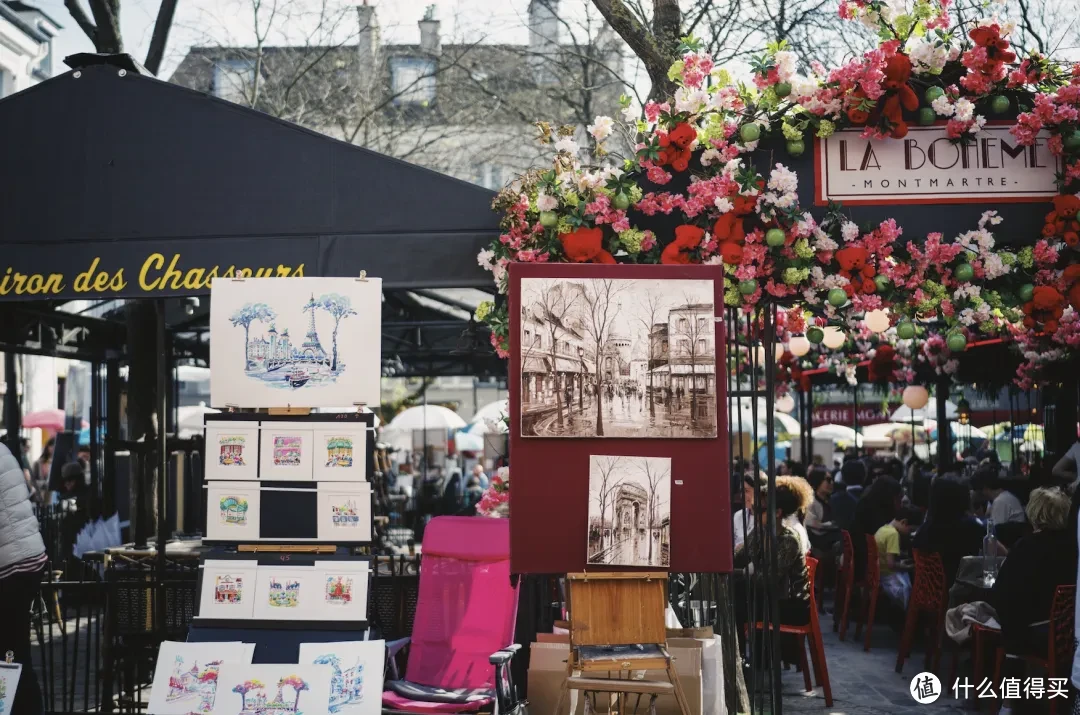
[830,460,866,532]
[0,443,47,715]
[912,475,987,590]
[992,487,1076,654]
[850,476,902,581]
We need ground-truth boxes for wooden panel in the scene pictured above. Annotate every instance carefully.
[567,678,674,694]
[568,574,667,646]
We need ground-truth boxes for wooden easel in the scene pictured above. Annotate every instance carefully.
[553,572,692,715]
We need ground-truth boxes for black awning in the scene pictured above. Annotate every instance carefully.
[0,61,500,300]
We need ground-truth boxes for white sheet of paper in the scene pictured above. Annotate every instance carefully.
[252,566,321,620]
[0,663,22,715]
[204,423,260,481]
[147,641,256,715]
[210,277,382,409]
[210,664,334,715]
[205,482,261,542]
[316,483,372,541]
[311,560,369,622]
[258,423,315,481]
[198,560,259,620]
[297,641,384,715]
[311,427,367,482]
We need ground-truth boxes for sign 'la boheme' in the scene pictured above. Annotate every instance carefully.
[815,124,1059,205]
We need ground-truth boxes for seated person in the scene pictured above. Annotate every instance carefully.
[991,487,1077,654]
[830,460,866,532]
[913,475,988,589]
[733,473,767,551]
[806,468,840,547]
[875,516,913,608]
[734,485,811,630]
[776,476,813,556]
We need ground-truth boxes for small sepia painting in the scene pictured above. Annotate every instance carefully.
[587,455,671,567]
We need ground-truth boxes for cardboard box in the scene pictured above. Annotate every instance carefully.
[526,641,703,715]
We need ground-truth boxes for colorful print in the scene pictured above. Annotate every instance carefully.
[214,575,243,604]
[218,436,247,466]
[231,675,310,715]
[331,501,360,527]
[267,579,300,609]
[324,577,353,605]
[219,497,249,526]
[273,437,302,467]
[311,655,364,713]
[324,437,353,468]
[165,656,225,712]
[0,675,6,712]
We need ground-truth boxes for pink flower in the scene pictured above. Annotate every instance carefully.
[641,231,657,251]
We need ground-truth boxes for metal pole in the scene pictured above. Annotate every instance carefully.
[155,300,169,628]
[89,359,102,516]
[936,377,951,472]
[852,383,860,458]
[762,305,782,715]
[3,351,21,459]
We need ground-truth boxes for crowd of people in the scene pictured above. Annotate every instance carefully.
[731,446,1080,703]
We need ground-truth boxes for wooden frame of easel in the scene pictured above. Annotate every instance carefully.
[553,572,692,715]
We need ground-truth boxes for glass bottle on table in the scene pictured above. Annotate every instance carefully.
[982,517,998,586]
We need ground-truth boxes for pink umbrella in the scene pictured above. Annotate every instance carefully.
[22,409,66,430]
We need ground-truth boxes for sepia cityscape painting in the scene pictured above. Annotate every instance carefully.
[519,277,716,438]
[587,455,671,567]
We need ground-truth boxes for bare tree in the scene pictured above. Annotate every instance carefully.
[591,455,625,550]
[669,292,713,428]
[637,457,669,564]
[528,283,582,428]
[635,287,664,419]
[581,279,625,436]
[65,0,178,75]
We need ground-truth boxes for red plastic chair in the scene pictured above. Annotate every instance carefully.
[836,529,867,641]
[856,534,881,652]
[992,585,1076,715]
[382,516,522,714]
[753,556,833,706]
[895,549,948,674]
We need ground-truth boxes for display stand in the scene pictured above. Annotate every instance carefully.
[553,573,691,715]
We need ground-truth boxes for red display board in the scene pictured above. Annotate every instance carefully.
[508,263,731,574]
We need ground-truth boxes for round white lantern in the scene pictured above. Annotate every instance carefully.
[753,345,766,365]
[776,394,796,413]
[902,385,930,410]
[822,326,846,349]
[864,309,890,334]
[789,335,811,357]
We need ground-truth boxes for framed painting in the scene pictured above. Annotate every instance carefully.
[316,483,372,542]
[297,641,384,715]
[198,560,259,620]
[209,277,382,409]
[311,560,369,622]
[0,663,21,715]
[209,664,333,715]
[258,423,314,481]
[205,483,261,542]
[252,566,320,620]
[204,422,259,481]
[148,641,256,715]
[586,455,671,568]
[311,427,367,482]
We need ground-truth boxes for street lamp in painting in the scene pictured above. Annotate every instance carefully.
[578,345,585,412]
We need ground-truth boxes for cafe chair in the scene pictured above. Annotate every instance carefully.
[382,516,524,715]
[991,585,1075,715]
[856,534,881,652]
[753,556,833,706]
[836,529,867,641]
[895,549,948,675]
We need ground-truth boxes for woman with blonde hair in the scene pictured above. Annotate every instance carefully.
[775,476,814,556]
[992,487,1076,654]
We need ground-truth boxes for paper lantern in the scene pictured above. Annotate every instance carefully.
[776,394,795,413]
[753,345,766,365]
[822,326,846,349]
[789,335,811,357]
[864,309,890,334]
[903,385,929,410]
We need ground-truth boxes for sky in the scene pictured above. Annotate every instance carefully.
[38,0,607,80]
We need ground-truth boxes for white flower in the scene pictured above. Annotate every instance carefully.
[491,258,509,286]
[477,248,495,270]
[931,95,954,116]
[700,148,722,167]
[954,98,975,122]
[970,115,987,133]
[982,253,1008,279]
[841,221,860,243]
[536,193,558,212]
[979,210,1003,228]
[789,75,818,101]
[714,196,734,213]
[704,255,724,265]
[767,163,798,195]
[813,230,838,252]
[621,105,638,123]
[774,50,797,83]
[553,136,580,156]
[674,87,708,114]
[587,115,615,142]
[953,284,981,301]
[722,159,743,177]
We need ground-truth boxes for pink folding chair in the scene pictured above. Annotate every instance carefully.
[382,516,522,714]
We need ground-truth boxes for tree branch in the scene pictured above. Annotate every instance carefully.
[64,0,98,47]
[590,0,678,99]
[144,0,179,75]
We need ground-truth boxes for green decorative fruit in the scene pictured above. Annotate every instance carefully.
[739,123,761,143]
[1019,283,1035,302]
[738,279,758,295]
[612,192,630,210]
[1065,132,1080,151]
[896,321,916,340]
[918,107,937,126]
[765,228,787,247]
[539,211,558,228]
[954,263,975,282]
[827,288,848,307]
[806,326,825,344]
[874,274,890,292]
[786,139,805,156]
[924,86,944,104]
[990,95,1010,114]
[947,332,968,352]
[774,82,792,98]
